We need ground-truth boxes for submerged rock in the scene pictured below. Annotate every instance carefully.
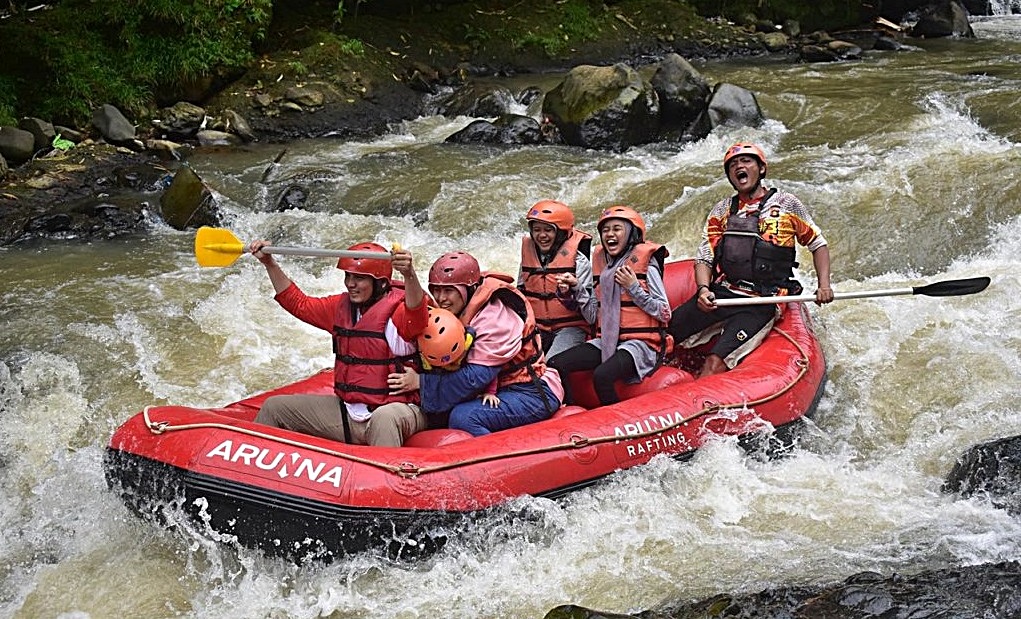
[444,114,544,145]
[546,561,1021,618]
[944,434,1021,515]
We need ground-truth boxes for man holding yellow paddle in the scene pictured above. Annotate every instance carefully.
[243,235,429,447]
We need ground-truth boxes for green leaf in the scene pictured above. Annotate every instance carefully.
[52,134,75,151]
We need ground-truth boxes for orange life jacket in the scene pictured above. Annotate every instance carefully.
[519,229,592,334]
[460,273,548,390]
[592,243,672,354]
[332,287,419,406]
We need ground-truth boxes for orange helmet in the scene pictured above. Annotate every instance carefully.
[723,142,767,175]
[418,306,469,368]
[428,251,481,287]
[526,200,575,232]
[598,205,646,240]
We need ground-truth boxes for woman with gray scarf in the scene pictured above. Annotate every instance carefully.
[547,206,672,406]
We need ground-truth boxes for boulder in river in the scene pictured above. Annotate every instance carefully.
[541,63,659,152]
[944,434,1021,515]
[159,165,219,230]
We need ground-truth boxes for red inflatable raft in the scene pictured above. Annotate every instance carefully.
[104,259,826,559]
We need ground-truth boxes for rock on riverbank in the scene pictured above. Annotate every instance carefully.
[0,0,770,246]
[0,0,973,245]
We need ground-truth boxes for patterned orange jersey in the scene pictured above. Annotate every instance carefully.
[696,188,827,267]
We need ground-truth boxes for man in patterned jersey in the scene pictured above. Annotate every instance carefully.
[667,142,834,377]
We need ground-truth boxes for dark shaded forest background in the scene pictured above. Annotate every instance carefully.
[0,0,939,129]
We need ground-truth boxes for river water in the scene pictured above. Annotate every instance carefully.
[3,16,1021,619]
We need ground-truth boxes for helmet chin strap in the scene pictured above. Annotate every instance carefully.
[462,284,478,309]
[539,230,569,266]
[356,279,390,310]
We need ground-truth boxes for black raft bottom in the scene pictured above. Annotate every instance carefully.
[103,448,460,562]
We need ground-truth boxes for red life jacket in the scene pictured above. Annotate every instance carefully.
[332,287,419,406]
[460,273,548,390]
[592,242,672,354]
[519,228,592,334]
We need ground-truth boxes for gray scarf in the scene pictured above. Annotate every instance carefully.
[597,222,635,362]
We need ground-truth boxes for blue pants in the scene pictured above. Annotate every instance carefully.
[448,382,561,436]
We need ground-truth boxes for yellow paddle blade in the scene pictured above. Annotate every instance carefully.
[195,226,246,267]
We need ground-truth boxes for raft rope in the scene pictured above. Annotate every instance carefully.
[141,327,810,479]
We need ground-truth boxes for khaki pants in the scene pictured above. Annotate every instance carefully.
[254,394,427,447]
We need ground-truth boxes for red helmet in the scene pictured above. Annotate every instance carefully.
[428,251,481,287]
[723,142,767,175]
[337,242,391,280]
[526,199,575,232]
[598,205,646,239]
[417,306,469,368]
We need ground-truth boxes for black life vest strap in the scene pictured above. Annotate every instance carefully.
[334,327,388,339]
[593,271,650,296]
[339,400,352,444]
[338,352,418,367]
[728,187,777,215]
[618,326,672,360]
[713,188,778,280]
[536,315,583,327]
[618,325,662,335]
[528,363,555,415]
[521,265,576,275]
[521,289,558,301]
[335,355,389,365]
[498,329,543,378]
[334,381,392,396]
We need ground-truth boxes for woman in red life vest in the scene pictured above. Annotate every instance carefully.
[547,206,672,406]
[248,239,427,446]
[388,250,564,436]
[517,199,594,358]
[667,142,833,377]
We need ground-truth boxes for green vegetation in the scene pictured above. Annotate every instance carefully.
[333,1,347,27]
[332,0,369,27]
[52,135,76,151]
[449,0,609,59]
[513,0,602,57]
[0,0,872,133]
[300,32,368,66]
[462,23,492,51]
[0,0,271,126]
[287,60,310,77]
[0,76,18,127]
[337,36,367,57]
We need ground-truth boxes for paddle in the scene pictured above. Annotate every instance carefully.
[713,277,991,307]
[194,226,394,268]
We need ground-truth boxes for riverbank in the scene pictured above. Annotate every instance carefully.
[0,0,775,246]
[205,0,768,141]
[5,0,955,245]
